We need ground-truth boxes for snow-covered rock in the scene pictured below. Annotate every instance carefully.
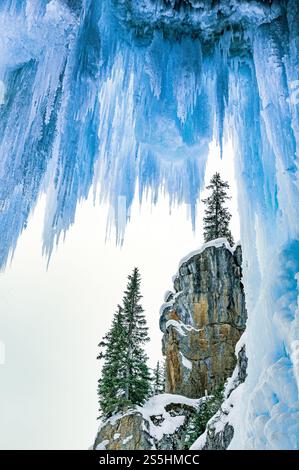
[93,394,208,450]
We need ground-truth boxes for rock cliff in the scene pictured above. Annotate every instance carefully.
[93,239,247,450]
[160,238,247,398]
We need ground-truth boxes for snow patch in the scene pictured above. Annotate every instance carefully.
[138,393,205,442]
[122,435,133,445]
[159,291,183,315]
[165,319,201,336]
[165,320,187,336]
[95,439,109,450]
[178,238,235,270]
[180,352,192,370]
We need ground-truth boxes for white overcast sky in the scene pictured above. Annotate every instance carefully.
[0,141,239,449]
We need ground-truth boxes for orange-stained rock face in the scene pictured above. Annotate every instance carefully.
[194,299,209,327]
[169,310,180,322]
[160,243,247,398]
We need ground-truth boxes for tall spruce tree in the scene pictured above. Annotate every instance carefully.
[122,268,151,407]
[97,305,128,417]
[97,268,151,418]
[152,361,165,395]
[202,172,234,245]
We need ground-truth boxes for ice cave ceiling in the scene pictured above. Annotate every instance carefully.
[0,0,292,266]
[0,0,297,268]
[113,0,281,41]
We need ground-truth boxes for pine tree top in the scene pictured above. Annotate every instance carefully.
[123,267,142,298]
[202,172,234,246]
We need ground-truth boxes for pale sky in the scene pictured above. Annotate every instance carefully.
[0,140,239,449]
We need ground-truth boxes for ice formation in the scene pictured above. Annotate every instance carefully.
[0,0,298,449]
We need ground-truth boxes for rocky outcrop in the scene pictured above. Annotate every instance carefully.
[93,344,248,451]
[191,342,248,450]
[93,412,152,450]
[93,394,207,450]
[93,238,247,451]
[160,239,247,398]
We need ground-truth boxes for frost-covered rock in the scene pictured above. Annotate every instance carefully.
[160,239,247,398]
[93,394,207,450]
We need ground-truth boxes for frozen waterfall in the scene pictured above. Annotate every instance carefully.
[0,0,298,449]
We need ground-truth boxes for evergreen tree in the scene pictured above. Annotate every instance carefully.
[202,172,234,245]
[122,268,151,407]
[97,305,128,417]
[97,268,151,418]
[152,361,165,395]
